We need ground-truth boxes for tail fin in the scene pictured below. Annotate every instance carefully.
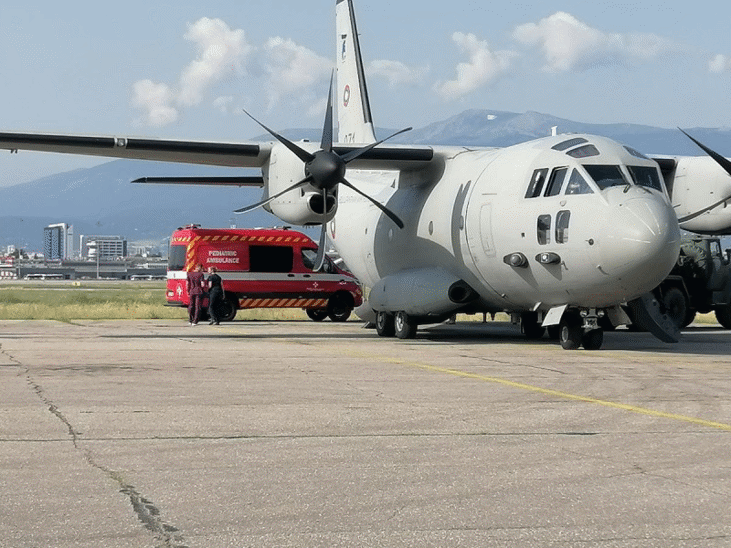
[335,0,376,144]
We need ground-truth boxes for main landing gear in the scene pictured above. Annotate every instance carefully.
[375,311,418,339]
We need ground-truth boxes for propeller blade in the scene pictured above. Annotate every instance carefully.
[320,72,335,152]
[340,126,413,164]
[233,176,313,214]
[340,178,405,229]
[678,194,731,223]
[676,129,731,222]
[242,108,314,164]
[679,128,731,178]
[313,224,328,272]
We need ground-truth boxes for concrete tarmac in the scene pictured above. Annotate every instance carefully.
[1,318,731,547]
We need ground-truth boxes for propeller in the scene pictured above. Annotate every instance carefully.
[235,74,409,271]
[677,129,731,223]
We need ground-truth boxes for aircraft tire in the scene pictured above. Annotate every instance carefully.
[306,309,328,322]
[521,312,545,339]
[394,311,417,339]
[581,329,604,350]
[715,304,731,329]
[662,287,688,329]
[682,309,697,328]
[559,314,582,350]
[375,311,396,337]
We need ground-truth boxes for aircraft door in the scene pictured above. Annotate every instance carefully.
[465,202,496,284]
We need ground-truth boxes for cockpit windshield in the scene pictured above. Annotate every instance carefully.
[627,165,663,192]
[583,165,628,190]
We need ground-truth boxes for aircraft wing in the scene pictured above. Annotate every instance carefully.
[0,131,273,168]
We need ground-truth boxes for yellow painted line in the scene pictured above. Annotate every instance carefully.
[343,350,731,432]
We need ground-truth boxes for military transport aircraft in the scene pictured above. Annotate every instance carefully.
[2,0,731,350]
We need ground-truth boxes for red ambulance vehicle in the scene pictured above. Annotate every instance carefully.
[167,225,363,322]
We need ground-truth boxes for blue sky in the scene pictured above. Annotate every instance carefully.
[1,0,730,186]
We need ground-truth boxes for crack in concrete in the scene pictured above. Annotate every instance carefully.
[12,351,188,548]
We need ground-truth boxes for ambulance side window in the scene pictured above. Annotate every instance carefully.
[249,245,293,273]
[168,245,187,271]
[302,249,336,273]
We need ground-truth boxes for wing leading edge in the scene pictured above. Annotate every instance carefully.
[0,131,272,168]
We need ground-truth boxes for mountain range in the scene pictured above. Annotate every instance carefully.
[2,109,729,251]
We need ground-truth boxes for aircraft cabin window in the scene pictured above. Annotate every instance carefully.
[627,165,663,192]
[525,168,549,198]
[567,145,600,158]
[583,165,628,190]
[544,167,568,197]
[565,169,593,195]
[537,214,551,245]
[556,210,571,243]
[552,137,588,151]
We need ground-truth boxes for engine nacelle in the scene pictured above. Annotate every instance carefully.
[263,142,338,226]
[669,156,731,235]
[368,267,478,316]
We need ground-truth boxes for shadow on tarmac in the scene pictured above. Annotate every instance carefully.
[87,320,731,357]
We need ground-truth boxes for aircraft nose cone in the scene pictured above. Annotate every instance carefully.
[599,193,680,288]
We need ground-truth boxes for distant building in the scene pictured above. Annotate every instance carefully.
[81,235,128,260]
[43,223,74,260]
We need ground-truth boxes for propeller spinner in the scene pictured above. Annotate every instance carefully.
[235,75,409,271]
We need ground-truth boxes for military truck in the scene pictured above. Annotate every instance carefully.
[654,236,731,329]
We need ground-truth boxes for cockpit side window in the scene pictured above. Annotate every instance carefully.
[556,210,570,243]
[565,169,593,195]
[537,214,551,245]
[525,168,548,198]
[627,165,663,192]
[544,167,568,197]
[583,165,628,190]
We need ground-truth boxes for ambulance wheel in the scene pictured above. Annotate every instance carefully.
[327,294,352,322]
[217,298,237,322]
[306,309,328,322]
[559,314,582,350]
[375,311,395,337]
[581,329,604,350]
[394,311,417,339]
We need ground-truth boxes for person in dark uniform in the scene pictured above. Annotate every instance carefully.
[207,266,225,325]
[186,263,206,325]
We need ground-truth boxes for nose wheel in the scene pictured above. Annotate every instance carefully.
[559,312,603,350]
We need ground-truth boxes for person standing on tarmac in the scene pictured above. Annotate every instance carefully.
[186,263,207,326]
[207,266,225,325]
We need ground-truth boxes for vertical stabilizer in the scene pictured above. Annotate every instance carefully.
[336,0,376,144]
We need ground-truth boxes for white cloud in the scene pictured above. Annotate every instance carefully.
[177,17,252,107]
[513,12,674,72]
[130,18,333,127]
[709,54,731,74]
[262,36,332,112]
[368,60,428,87]
[131,80,178,127]
[434,32,516,100]
[212,95,235,114]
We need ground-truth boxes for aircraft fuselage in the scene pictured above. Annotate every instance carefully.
[331,134,680,319]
